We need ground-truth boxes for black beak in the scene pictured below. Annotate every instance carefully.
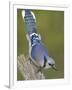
[48,63,57,71]
[51,65,57,71]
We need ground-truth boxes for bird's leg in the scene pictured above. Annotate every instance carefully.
[28,57,32,64]
[36,67,42,73]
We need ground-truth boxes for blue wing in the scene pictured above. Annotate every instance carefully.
[31,42,49,67]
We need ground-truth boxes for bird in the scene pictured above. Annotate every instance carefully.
[22,9,56,72]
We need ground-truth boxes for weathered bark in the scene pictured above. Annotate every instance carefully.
[17,54,45,80]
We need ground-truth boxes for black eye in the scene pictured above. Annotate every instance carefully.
[48,63,52,66]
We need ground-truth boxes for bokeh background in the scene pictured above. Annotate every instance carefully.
[17,9,64,80]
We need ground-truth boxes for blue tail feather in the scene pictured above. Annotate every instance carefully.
[24,9,37,35]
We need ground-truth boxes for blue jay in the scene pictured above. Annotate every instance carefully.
[22,10,56,72]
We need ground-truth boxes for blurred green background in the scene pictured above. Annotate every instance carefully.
[17,9,64,80]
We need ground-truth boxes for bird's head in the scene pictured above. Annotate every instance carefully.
[45,57,56,70]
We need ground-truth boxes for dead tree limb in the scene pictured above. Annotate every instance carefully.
[17,54,45,80]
